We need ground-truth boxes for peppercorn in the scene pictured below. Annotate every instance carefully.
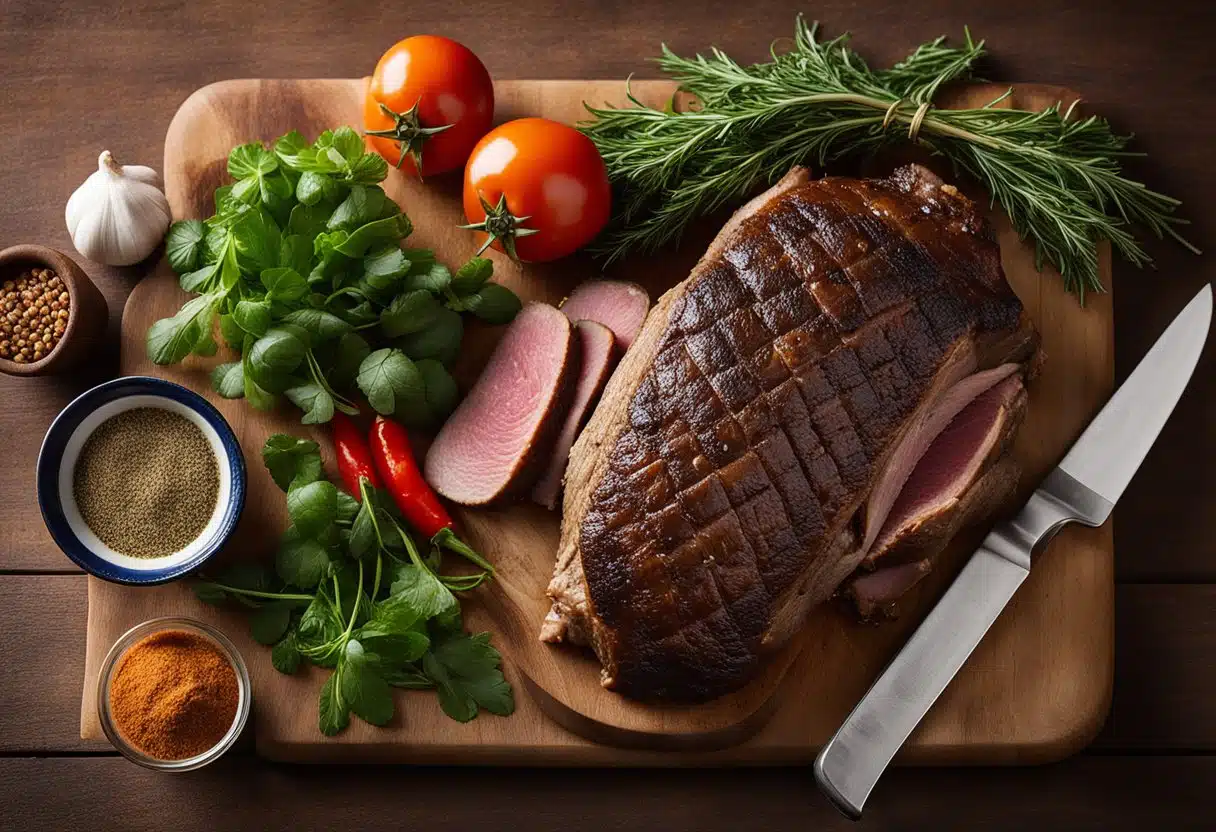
[0,267,70,362]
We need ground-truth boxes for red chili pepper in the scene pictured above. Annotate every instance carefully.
[332,412,381,500]
[370,415,452,536]
[369,416,494,574]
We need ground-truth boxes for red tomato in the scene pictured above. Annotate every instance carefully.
[364,35,494,177]
[462,118,611,262]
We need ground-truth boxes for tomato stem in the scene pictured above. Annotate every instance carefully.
[365,100,453,175]
[458,191,539,261]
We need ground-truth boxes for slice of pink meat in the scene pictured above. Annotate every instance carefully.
[846,373,1027,617]
[869,374,1025,561]
[559,281,650,350]
[424,303,578,506]
[861,362,1019,553]
[532,320,619,510]
[850,560,932,618]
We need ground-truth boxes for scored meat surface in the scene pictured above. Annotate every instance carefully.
[543,164,1040,701]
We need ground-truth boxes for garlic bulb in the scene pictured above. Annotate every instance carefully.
[65,151,172,266]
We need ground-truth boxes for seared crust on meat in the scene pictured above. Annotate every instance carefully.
[547,164,1038,701]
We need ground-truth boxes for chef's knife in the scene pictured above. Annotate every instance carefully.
[814,284,1212,820]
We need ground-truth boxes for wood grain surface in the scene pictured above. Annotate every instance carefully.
[4,755,1216,831]
[2,0,1215,827]
[86,77,1114,762]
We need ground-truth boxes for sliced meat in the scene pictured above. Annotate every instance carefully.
[559,280,651,350]
[860,363,1019,556]
[544,164,1040,702]
[846,374,1028,617]
[532,321,620,510]
[425,303,578,506]
[849,559,932,619]
[864,373,1027,569]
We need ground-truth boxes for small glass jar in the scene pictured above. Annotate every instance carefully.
[97,617,251,771]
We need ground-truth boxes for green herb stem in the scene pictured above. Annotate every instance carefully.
[581,17,1197,298]
[201,583,314,603]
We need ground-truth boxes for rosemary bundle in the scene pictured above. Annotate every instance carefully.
[582,18,1197,298]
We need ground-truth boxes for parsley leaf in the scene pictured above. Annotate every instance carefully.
[250,602,293,646]
[197,431,516,738]
[285,382,335,425]
[146,292,220,365]
[233,298,272,337]
[462,283,523,325]
[328,185,393,230]
[282,308,353,342]
[211,361,245,399]
[380,289,441,338]
[286,480,339,537]
[271,630,302,674]
[276,524,333,589]
[425,631,515,721]
[261,266,309,302]
[449,256,493,295]
[165,220,206,273]
[340,640,394,727]
[389,561,457,620]
[395,307,463,366]
[356,348,424,415]
[381,665,433,689]
[247,325,309,392]
[228,142,279,179]
[262,434,323,491]
[318,672,350,736]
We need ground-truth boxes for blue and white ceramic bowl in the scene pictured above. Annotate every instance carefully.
[37,376,246,585]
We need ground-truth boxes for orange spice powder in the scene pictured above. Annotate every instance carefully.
[109,629,239,760]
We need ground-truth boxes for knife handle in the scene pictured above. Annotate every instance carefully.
[814,483,1091,819]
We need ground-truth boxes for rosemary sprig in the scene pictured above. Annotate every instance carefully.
[582,17,1198,299]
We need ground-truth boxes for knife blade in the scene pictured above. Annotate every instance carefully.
[1059,285,1214,509]
[814,284,1212,820]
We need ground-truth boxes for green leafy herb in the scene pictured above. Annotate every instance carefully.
[261,434,324,492]
[250,602,293,646]
[194,433,512,737]
[356,348,424,415]
[147,292,220,365]
[424,632,514,722]
[461,283,523,324]
[276,524,333,588]
[286,479,339,538]
[211,361,245,399]
[318,673,350,735]
[449,257,493,295]
[395,306,463,367]
[581,17,1198,298]
[165,220,207,273]
[148,128,523,422]
[397,359,460,430]
[271,631,302,674]
[285,382,335,424]
[380,289,441,338]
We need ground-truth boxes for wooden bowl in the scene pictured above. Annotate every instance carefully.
[0,244,108,376]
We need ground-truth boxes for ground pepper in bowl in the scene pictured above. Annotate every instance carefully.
[73,406,219,558]
[108,628,240,760]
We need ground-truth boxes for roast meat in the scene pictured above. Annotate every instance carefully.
[542,164,1040,701]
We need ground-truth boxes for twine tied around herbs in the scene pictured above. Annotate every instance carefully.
[882,99,934,143]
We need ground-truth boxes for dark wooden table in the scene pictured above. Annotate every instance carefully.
[2,1,1214,828]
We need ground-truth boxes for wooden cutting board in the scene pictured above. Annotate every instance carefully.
[81,78,1114,764]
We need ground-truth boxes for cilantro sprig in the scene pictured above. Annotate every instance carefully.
[151,127,522,425]
[196,434,513,734]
